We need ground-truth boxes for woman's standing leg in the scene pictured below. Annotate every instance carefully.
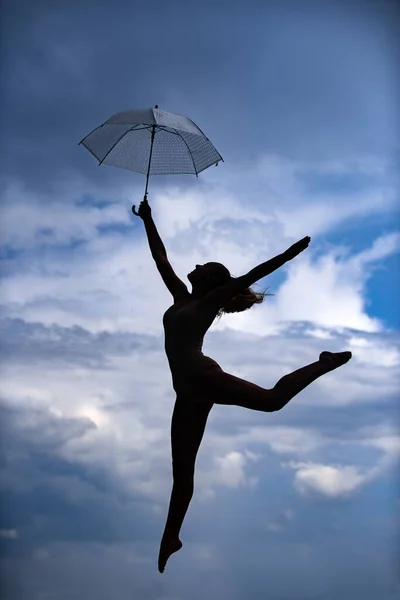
[158,397,213,573]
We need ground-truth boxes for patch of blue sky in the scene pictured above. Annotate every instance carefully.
[320,218,400,329]
[0,246,25,261]
[328,212,399,243]
[259,268,286,294]
[365,252,400,329]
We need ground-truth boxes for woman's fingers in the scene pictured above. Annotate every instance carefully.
[298,236,311,249]
[132,201,151,218]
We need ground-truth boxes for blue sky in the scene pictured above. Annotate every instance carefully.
[1,1,399,599]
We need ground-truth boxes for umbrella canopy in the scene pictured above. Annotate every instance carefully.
[79,107,223,177]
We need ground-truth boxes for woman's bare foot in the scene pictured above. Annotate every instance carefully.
[158,536,183,573]
[319,350,352,370]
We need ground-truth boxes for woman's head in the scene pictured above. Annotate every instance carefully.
[188,261,273,319]
[187,262,231,289]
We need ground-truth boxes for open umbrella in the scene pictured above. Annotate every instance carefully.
[79,105,223,210]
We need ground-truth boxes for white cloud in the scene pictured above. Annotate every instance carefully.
[286,425,400,498]
[214,451,247,488]
[195,450,259,501]
[264,234,399,332]
[276,189,396,239]
[348,336,400,367]
[250,154,399,238]
[287,461,367,497]
[354,232,400,264]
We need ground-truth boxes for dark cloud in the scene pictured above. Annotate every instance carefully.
[0,401,160,560]
[0,317,160,368]
[1,0,398,195]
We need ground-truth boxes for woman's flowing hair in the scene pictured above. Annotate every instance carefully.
[216,279,274,321]
[203,263,273,322]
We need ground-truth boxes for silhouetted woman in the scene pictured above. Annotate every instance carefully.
[132,198,351,573]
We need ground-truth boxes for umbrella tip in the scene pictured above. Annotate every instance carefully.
[155,104,158,109]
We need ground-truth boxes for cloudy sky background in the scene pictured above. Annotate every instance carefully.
[1,1,399,598]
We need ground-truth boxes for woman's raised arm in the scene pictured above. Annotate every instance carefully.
[132,199,189,302]
[133,198,167,260]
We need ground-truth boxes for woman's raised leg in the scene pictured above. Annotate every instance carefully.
[272,351,352,410]
[198,351,352,411]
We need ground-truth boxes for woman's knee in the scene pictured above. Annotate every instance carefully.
[172,457,195,478]
[172,470,195,494]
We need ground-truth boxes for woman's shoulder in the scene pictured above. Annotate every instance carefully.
[164,295,214,320]
[172,295,194,309]
[164,295,193,316]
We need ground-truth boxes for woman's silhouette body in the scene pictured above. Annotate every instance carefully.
[132,199,351,573]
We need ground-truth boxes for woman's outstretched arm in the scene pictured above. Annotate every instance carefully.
[243,236,311,287]
[200,236,311,309]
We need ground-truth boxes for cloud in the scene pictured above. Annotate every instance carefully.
[235,425,325,455]
[0,179,130,250]
[2,0,398,200]
[288,461,367,497]
[348,335,400,368]
[215,451,247,488]
[1,154,398,342]
[0,401,162,554]
[286,427,400,499]
[266,235,398,332]
[0,529,19,539]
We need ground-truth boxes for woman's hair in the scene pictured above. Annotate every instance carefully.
[216,280,273,321]
[205,263,273,321]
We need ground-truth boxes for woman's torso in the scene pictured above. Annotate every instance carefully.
[163,296,222,392]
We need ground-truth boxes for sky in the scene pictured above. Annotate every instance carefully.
[0,0,399,598]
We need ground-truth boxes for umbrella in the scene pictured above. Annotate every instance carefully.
[79,105,223,209]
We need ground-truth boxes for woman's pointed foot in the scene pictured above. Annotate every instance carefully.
[158,536,182,573]
[319,351,352,370]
